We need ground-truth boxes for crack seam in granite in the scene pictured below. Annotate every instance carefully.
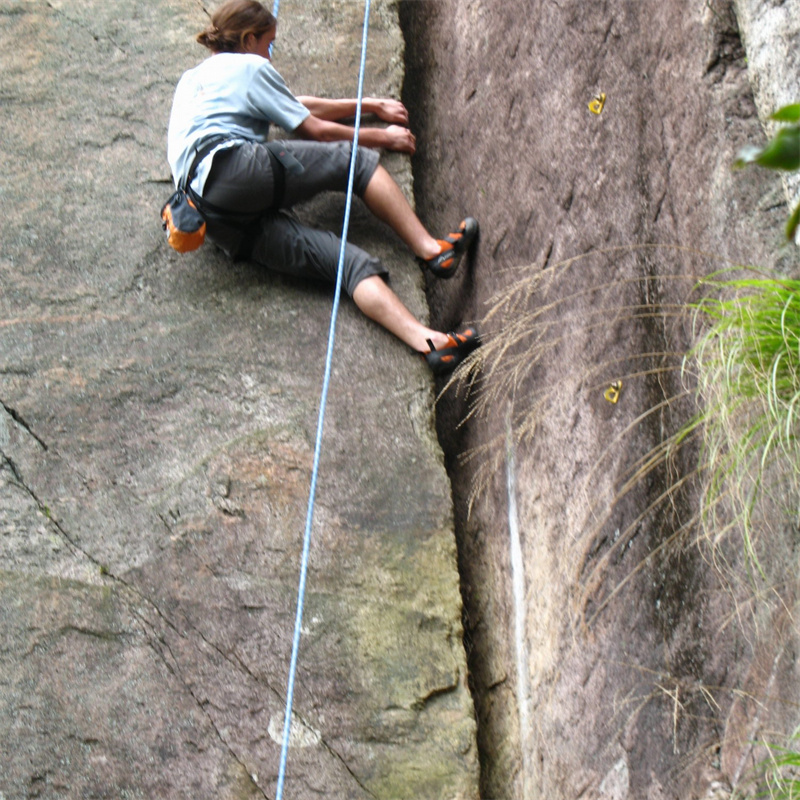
[1,400,48,450]
[131,607,271,800]
[318,737,379,800]
[0,412,273,795]
[186,620,377,798]
[1,401,320,792]
[122,581,371,798]
[0,449,107,577]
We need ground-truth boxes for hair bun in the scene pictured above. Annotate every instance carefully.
[196,0,276,53]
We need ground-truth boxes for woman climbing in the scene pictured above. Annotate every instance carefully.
[167,0,480,375]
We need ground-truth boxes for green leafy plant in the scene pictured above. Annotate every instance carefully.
[749,734,800,800]
[734,103,800,242]
[686,272,800,572]
[686,102,800,567]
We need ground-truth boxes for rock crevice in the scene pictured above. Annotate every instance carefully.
[401,0,799,796]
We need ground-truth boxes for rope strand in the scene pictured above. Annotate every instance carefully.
[274,2,372,798]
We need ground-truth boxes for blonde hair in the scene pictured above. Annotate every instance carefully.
[197,0,276,53]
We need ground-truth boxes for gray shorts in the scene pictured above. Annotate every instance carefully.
[200,140,385,296]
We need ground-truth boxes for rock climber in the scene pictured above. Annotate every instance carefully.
[167,0,480,374]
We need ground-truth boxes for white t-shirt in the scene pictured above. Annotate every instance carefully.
[167,52,311,193]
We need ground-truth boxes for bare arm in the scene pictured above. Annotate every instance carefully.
[296,96,409,125]
[294,114,416,154]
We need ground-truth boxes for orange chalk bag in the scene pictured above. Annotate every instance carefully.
[161,136,228,254]
[161,189,207,253]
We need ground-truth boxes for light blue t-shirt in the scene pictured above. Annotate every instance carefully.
[167,52,311,193]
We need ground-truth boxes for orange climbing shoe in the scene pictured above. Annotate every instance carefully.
[424,326,482,375]
[422,217,478,279]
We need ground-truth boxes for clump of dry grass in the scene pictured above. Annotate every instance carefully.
[448,247,800,628]
[449,245,702,503]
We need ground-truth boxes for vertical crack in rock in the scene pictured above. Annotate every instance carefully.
[131,608,270,800]
[317,738,379,800]
[397,0,796,794]
[1,400,48,451]
[0,448,97,570]
[1,398,273,795]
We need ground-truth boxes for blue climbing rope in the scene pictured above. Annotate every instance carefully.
[274,2,372,798]
[270,0,280,56]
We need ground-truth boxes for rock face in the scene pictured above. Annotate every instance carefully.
[0,1,477,798]
[401,0,800,797]
[734,0,800,234]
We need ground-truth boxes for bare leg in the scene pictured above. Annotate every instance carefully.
[352,275,450,352]
[362,166,441,261]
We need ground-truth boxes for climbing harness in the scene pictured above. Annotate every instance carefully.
[162,137,302,255]
[274,2,373,799]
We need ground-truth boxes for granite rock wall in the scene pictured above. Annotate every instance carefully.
[0,1,478,798]
[401,0,800,797]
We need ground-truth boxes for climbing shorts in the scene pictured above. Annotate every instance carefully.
[199,140,385,296]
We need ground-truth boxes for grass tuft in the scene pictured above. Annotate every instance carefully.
[448,248,800,626]
[688,273,800,575]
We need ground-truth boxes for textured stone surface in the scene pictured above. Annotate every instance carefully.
[401,0,800,797]
[734,0,800,224]
[0,1,477,798]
